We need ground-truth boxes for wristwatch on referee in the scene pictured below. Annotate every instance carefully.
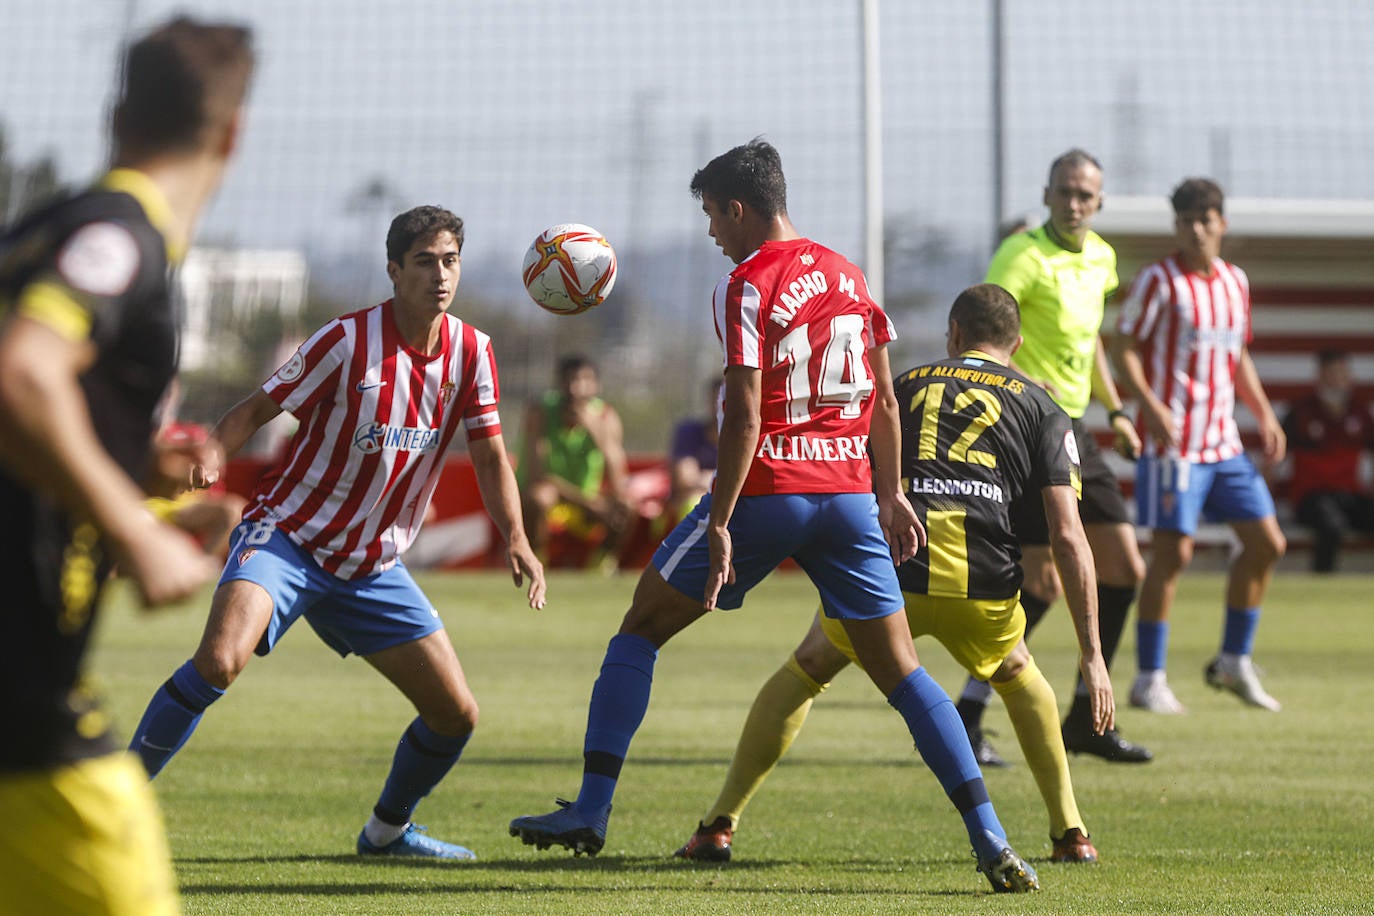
[1107,407,1130,424]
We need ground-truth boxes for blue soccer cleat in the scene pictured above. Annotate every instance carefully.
[509,798,610,856]
[356,823,476,860]
[975,845,1040,893]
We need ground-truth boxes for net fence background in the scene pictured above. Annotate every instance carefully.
[3,0,1371,451]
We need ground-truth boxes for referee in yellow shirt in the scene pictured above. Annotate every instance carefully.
[957,149,1150,764]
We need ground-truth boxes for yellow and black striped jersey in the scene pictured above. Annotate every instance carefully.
[894,350,1079,600]
[0,170,178,772]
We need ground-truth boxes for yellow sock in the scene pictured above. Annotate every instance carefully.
[992,657,1086,839]
[705,655,829,828]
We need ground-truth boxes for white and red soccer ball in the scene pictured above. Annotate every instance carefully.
[521,223,617,315]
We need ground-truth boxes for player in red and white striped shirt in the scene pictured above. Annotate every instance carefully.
[130,206,545,860]
[1113,178,1286,716]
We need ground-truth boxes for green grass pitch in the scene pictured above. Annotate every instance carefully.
[91,569,1373,914]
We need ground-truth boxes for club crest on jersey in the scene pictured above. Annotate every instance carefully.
[277,351,305,383]
[439,381,457,404]
[237,548,257,566]
[353,420,441,454]
[1063,429,1081,466]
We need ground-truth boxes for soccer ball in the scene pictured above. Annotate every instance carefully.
[521,223,617,315]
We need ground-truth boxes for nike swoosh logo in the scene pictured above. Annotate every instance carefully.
[356,380,386,392]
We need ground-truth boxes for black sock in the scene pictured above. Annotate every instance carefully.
[1095,584,1136,671]
[1021,590,1053,634]
[1069,584,1137,705]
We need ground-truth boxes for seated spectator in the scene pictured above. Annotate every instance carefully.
[1281,350,1374,572]
[665,378,721,523]
[519,356,632,569]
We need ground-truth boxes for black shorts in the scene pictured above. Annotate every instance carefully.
[1010,417,1131,546]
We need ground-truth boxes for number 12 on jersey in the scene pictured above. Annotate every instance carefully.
[910,382,1002,467]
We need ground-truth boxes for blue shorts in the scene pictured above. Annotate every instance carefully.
[221,521,443,658]
[652,492,904,621]
[1135,454,1276,536]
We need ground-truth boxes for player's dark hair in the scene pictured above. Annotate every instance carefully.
[113,16,255,159]
[690,138,788,219]
[558,355,596,382]
[1047,148,1103,185]
[1171,177,1225,216]
[950,284,1021,350]
[386,206,465,264]
[1318,349,1349,368]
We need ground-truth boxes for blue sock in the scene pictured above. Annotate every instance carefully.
[373,717,471,826]
[887,667,1006,860]
[577,633,658,815]
[129,660,224,778]
[1136,620,1170,672]
[1222,606,1261,656]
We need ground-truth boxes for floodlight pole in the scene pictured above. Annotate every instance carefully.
[860,0,884,305]
[991,0,1007,253]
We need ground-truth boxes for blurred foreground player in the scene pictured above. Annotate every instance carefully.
[128,206,546,860]
[510,140,1039,893]
[675,285,1112,866]
[0,17,253,915]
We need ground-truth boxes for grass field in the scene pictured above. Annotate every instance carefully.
[90,569,1373,914]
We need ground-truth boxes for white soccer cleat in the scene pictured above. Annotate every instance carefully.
[1204,655,1281,711]
[1130,673,1187,714]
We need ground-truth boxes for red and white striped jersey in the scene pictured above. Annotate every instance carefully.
[714,237,896,495]
[244,299,502,579]
[1116,254,1250,463]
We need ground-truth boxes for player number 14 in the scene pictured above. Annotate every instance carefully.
[775,314,875,423]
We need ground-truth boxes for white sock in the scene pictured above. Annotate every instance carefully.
[960,679,995,705]
[364,815,408,847]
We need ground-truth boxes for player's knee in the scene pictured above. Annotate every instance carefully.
[792,635,848,683]
[1252,527,1286,565]
[1024,568,1062,605]
[191,645,248,690]
[425,697,478,736]
[1154,537,1193,575]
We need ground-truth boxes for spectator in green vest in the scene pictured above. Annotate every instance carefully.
[519,355,632,568]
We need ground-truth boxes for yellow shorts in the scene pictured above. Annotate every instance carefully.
[146,492,200,524]
[547,501,601,538]
[0,752,180,916]
[820,592,1025,681]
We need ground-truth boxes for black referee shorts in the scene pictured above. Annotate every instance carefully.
[1010,417,1131,546]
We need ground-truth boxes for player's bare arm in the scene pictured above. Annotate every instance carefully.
[212,389,283,459]
[866,344,923,563]
[1043,484,1114,734]
[582,401,632,517]
[703,365,761,610]
[1235,348,1286,465]
[1092,335,1141,459]
[1109,332,1178,451]
[470,431,547,609]
[0,315,215,606]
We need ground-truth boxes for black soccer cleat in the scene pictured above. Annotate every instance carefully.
[509,798,610,857]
